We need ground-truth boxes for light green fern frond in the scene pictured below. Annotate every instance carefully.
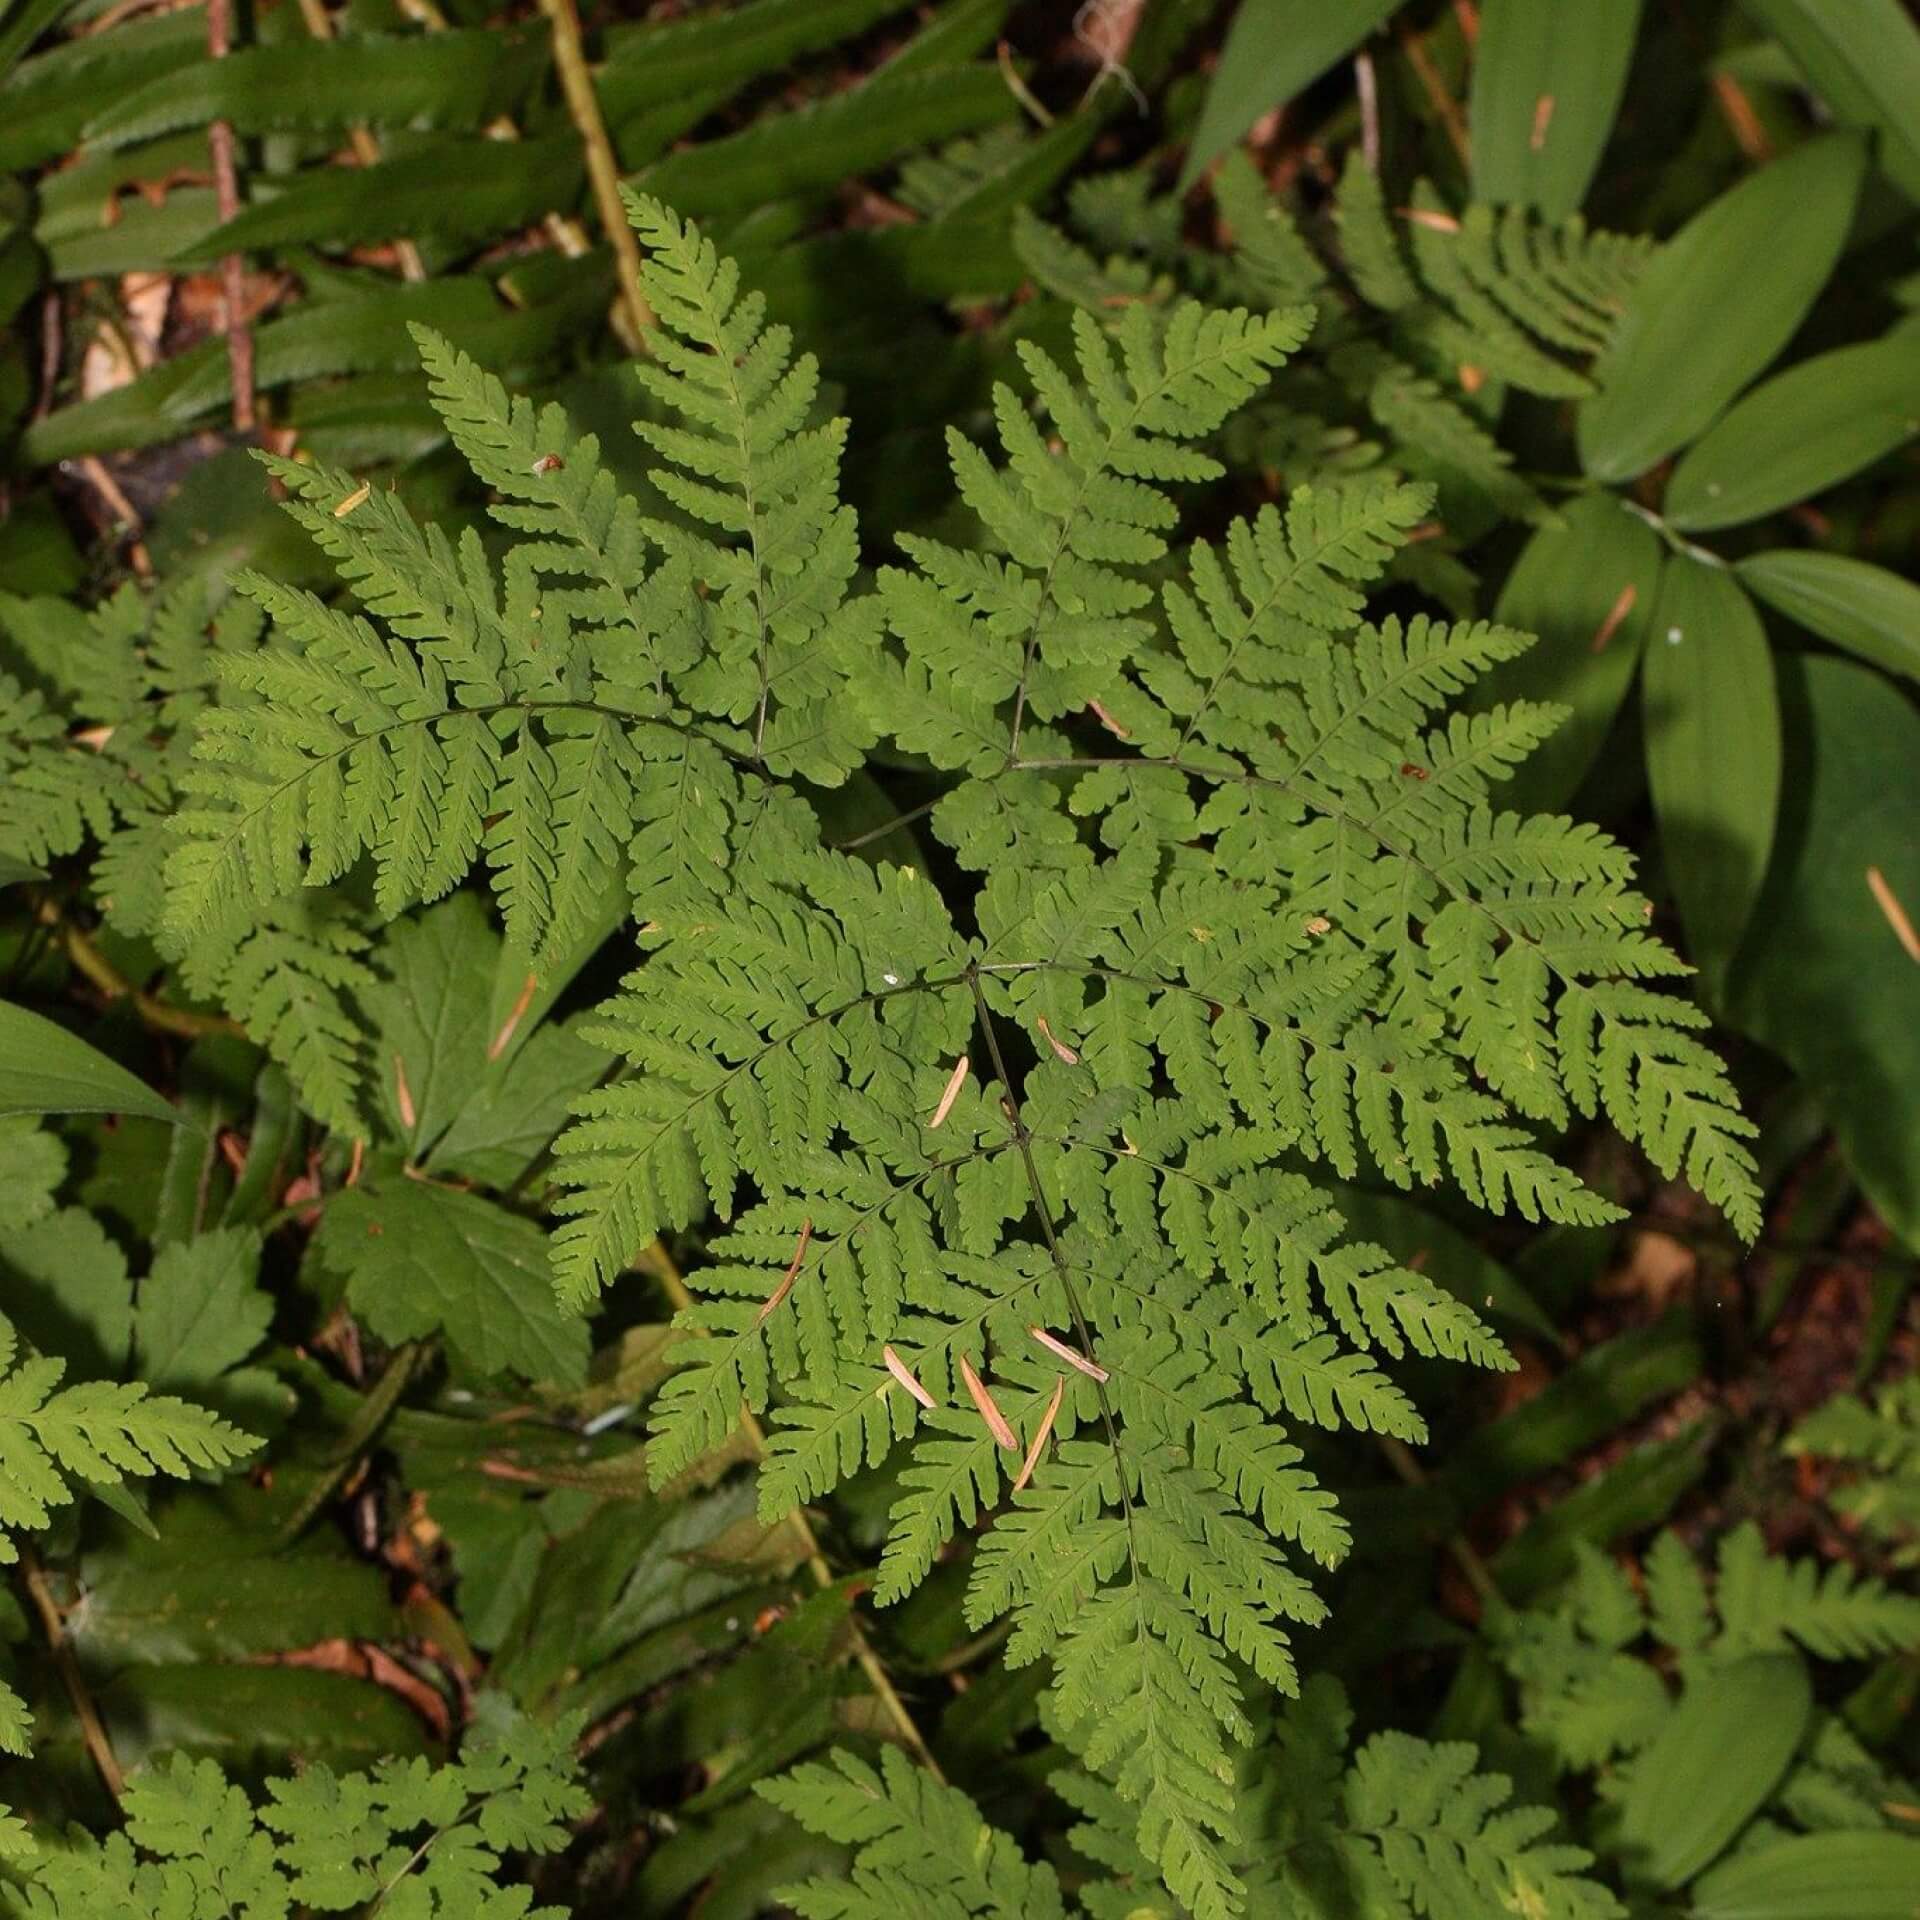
[768,1676,1619,1920]
[864,291,1309,786]
[626,191,879,786]
[1334,1726,1623,1920]
[759,1746,1067,1920]
[1710,1520,1920,1659]
[1492,1525,1920,1775]
[146,200,1759,1920]
[0,1311,259,1564]
[6,1711,588,1916]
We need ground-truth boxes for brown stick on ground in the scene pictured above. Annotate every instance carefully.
[536,0,654,349]
[21,1545,125,1803]
[206,0,255,430]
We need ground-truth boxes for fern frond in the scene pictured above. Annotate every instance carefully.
[9,1711,588,1914]
[0,1311,259,1564]
[1712,1521,1920,1659]
[1492,1523,1920,1776]
[139,200,1761,1920]
[761,1746,1068,1920]
[626,192,879,784]
[867,293,1308,770]
[1340,1728,1623,1919]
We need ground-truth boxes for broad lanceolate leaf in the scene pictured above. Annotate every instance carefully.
[1642,559,1780,996]
[0,1000,187,1128]
[178,134,586,261]
[1469,0,1643,219]
[1691,1832,1920,1920]
[1744,0,1920,203]
[1578,134,1866,482]
[631,63,1014,220]
[82,29,528,146]
[1730,658,1920,1251]
[597,0,909,127]
[1737,549,1920,684]
[1471,490,1662,813]
[1177,0,1398,190]
[1614,1654,1810,1889]
[1665,325,1920,531]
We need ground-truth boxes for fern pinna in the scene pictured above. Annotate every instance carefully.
[159,195,1760,1917]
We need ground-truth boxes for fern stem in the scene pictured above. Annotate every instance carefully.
[396,0,628,327]
[535,0,655,351]
[832,794,942,854]
[35,896,243,1042]
[962,966,1150,1623]
[639,1240,948,1782]
[19,1544,125,1805]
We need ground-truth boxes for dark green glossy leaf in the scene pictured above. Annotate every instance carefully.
[0,1000,186,1127]
[1743,0,1920,202]
[363,892,611,1187]
[1617,1654,1810,1889]
[1666,326,1920,530]
[0,225,39,329]
[179,134,585,261]
[20,267,604,461]
[634,65,1014,220]
[1690,1831,1920,1918]
[881,0,1013,75]
[39,186,220,282]
[1730,658,1920,1250]
[95,1665,433,1773]
[1642,560,1780,993]
[600,0,909,122]
[1737,549,1920,683]
[83,29,529,146]
[1178,0,1398,190]
[1469,0,1643,218]
[1579,135,1866,482]
[1473,490,1663,812]
[0,0,65,79]
[0,10,202,170]
[73,1539,399,1666]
